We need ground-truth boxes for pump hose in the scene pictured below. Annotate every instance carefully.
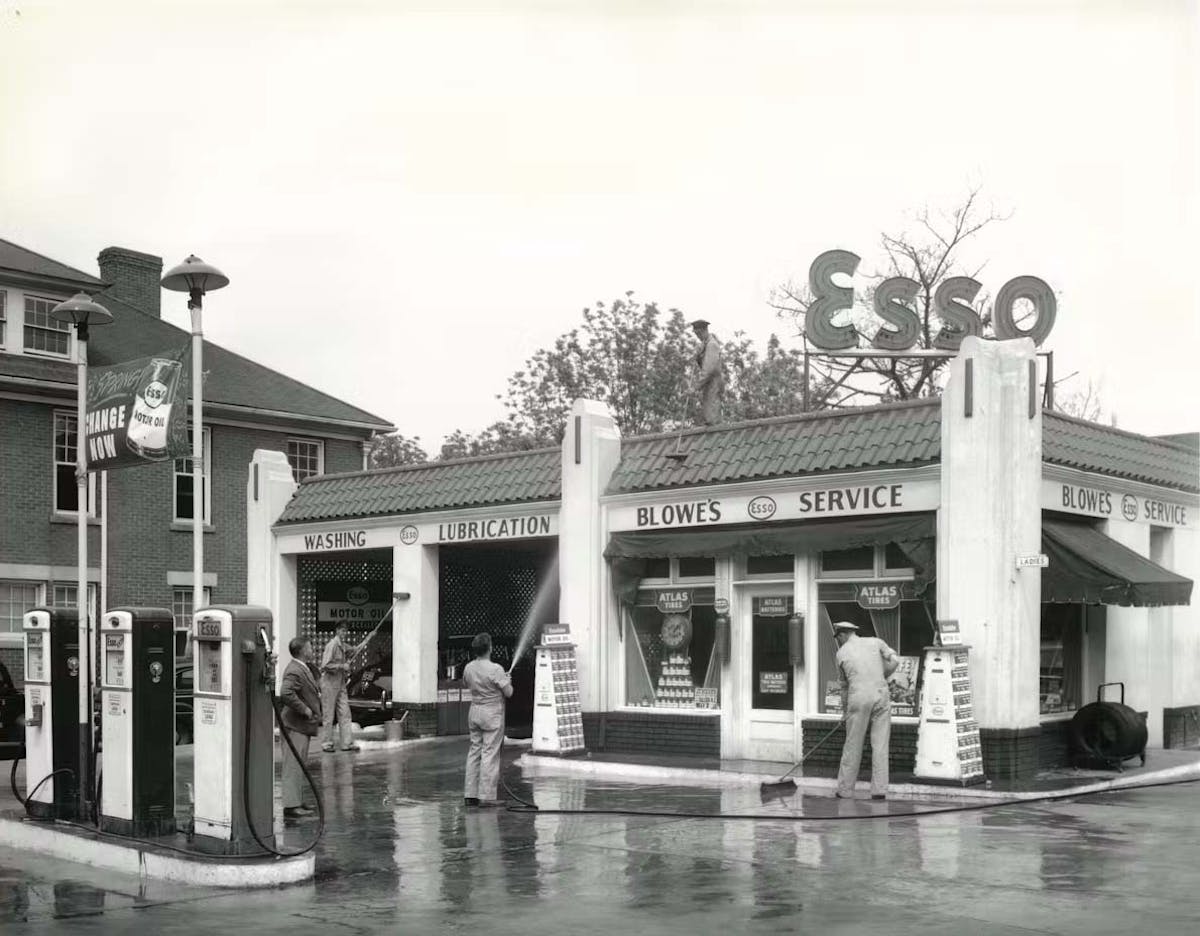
[241,665,325,859]
[9,761,76,813]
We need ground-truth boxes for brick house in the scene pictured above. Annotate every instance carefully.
[0,239,394,682]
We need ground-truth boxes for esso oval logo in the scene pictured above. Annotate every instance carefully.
[143,380,168,408]
[747,496,777,520]
[346,586,370,606]
[1121,494,1139,522]
[400,525,419,545]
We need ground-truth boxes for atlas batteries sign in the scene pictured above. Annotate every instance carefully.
[803,249,1057,351]
[610,475,938,531]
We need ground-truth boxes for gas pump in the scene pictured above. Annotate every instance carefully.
[99,608,176,836]
[22,607,85,819]
[191,605,276,855]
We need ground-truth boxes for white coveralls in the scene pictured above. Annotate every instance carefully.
[320,634,361,751]
[835,634,900,797]
[463,659,513,802]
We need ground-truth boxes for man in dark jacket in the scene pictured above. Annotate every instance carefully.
[280,637,322,819]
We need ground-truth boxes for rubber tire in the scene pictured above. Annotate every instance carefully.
[1070,701,1148,763]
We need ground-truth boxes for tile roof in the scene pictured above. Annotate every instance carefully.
[89,293,393,430]
[606,399,943,494]
[0,237,392,430]
[0,237,103,288]
[276,447,562,524]
[275,399,1199,526]
[1043,412,1198,494]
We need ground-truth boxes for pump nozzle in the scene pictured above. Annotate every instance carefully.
[259,627,274,656]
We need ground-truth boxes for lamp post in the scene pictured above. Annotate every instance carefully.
[161,256,229,641]
[49,293,113,819]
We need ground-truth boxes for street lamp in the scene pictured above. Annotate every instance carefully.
[161,256,229,650]
[49,292,113,819]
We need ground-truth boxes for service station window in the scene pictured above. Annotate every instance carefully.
[1040,604,1083,714]
[815,546,932,716]
[0,290,6,347]
[624,558,719,710]
[751,595,794,710]
[746,554,793,576]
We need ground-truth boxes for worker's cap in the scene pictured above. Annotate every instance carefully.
[830,621,859,633]
[689,318,710,329]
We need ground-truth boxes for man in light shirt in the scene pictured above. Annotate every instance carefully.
[833,621,900,800]
[319,621,379,753]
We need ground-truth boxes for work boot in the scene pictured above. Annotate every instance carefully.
[284,806,314,819]
[321,744,335,753]
[871,794,887,801]
[340,744,361,752]
[464,797,480,808]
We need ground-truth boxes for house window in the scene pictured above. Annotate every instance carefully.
[54,412,96,515]
[172,586,212,657]
[0,582,42,636]
[52,584,98,625]
[24,295,72,357]
[286,438,324,482]
[174,427,211,523]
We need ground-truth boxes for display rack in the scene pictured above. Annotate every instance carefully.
[531,624,585,755]
[914,644,985,785]
[656,652,695,707]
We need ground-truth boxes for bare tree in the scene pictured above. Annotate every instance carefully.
[770,187,1014,409]
[1054,377,1107,423]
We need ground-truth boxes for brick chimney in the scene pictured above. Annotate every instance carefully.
[98,247,163,317]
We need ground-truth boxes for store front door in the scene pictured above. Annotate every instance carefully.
[737,586,796,762]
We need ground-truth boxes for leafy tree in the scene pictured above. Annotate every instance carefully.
[443,293,819,452]
[770,187,1016,409]
[368,432,428,469]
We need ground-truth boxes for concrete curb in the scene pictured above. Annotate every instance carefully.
[0,816,314,888]
[518,753,1200,803]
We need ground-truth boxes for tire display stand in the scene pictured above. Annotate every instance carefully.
[531,624,585,756]
[914,644,986,786]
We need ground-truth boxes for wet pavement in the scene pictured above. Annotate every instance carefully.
[2,738,1200,934]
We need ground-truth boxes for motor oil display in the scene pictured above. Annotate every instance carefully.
[914,644,985,785]
[531,624,585,755]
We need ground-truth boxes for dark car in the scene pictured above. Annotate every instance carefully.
[0,658,26,762]
[347,655,395,729]
[175,660,193,745]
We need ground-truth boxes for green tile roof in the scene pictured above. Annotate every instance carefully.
[1043,412,1198,493]
[607,399,943,494]
[276,447,562,524]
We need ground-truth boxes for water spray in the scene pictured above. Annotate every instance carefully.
[508,556,559,674]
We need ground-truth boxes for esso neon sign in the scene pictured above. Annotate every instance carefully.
[804,249,1057,352]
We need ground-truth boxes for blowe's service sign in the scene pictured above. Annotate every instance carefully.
[85,345,191,471]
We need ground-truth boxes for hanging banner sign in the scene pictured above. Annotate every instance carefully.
[655,590,693,614]
[752,596,793,617]
[855,583,901,610]
[85,344,191,471]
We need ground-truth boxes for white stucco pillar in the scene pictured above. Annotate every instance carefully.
[1171,527,1200,715]
[559,399,622,712]
[1103,519,1156,739]
[392,541,439,706]
[937,337,1042,770]
[246,449,298,674]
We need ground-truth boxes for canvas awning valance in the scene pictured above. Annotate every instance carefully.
[1042,517,1193,607]
[604,513,936,605]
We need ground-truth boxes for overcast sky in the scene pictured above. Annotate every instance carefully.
[2,0,1196,448]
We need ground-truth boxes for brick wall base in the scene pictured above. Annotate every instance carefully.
[582,712,721,757]
[800,719,918,776]
[1037,720,1073,769]
[980,726,1041,780]
[1164,705,1200,749]
[393,702,438,739]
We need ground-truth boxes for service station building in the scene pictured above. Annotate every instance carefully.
[246,339,1197,781]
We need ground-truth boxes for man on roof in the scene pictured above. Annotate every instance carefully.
[690,319,724,426]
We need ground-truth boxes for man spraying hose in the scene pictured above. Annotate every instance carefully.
[832,621,900,800]
[320,619,384,753]
[462,632,513,807]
